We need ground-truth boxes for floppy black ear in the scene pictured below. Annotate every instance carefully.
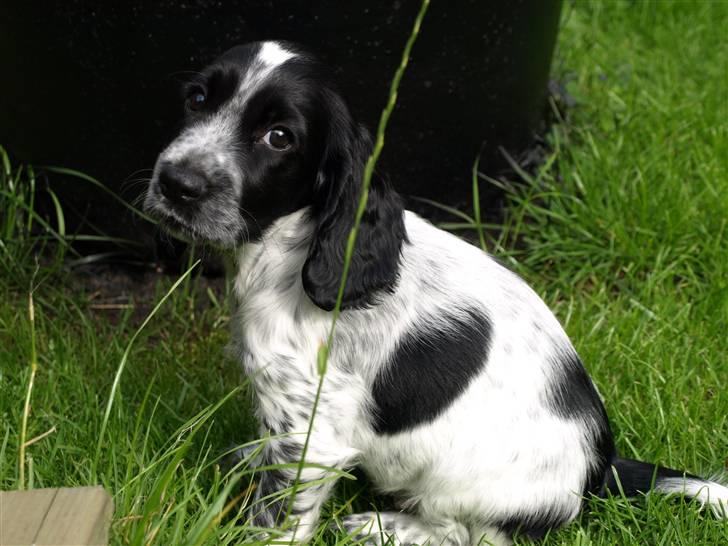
[302,95,406,311]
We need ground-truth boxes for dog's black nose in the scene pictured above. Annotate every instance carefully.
[157,163,207,203]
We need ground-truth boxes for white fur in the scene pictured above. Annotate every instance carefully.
[656,477,728,518]
[258,41,296,69]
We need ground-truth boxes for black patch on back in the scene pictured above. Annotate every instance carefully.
[371,307,492,434]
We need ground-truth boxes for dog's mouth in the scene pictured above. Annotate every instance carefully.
[144,196,199,241]
[144,188,249,248]
[143,156,250,247]
[157,213,196,240]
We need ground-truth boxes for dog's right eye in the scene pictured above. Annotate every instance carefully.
[186,89,207,111]
[261,127,293,151]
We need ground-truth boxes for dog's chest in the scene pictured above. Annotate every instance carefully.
[233,294,372,441]
[232,249,328,404]
[236,287,318,377]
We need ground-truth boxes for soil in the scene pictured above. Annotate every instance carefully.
[70,259,228,326]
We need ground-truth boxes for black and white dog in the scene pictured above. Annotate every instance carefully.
[145,41,727,545]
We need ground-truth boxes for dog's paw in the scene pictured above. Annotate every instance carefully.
[338,512,474,546]
[339,512,397,545]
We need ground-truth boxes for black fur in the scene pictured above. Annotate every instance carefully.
[252,466,291,527]
[494,508,574,541]
[181,61,242,114]
[371,307,492,434]
[302,90,406,311]
[545,349,606,421]
[251,438,305,527]
[546,348,616,495]
[603,457,698,498]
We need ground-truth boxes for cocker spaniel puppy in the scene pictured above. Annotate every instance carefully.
[144,41,727,545]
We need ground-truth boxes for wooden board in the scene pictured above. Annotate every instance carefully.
[0,486,113,546]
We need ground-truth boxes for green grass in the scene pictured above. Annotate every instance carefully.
[1,0,727,544]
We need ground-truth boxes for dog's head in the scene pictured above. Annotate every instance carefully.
[145,41,406,310]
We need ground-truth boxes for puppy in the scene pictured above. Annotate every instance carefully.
[144,41,727,545]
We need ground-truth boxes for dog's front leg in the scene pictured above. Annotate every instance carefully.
[247,394,358,543]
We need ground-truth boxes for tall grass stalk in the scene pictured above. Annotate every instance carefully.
[325,0,430,339]
[18,289,38,490]
[285,0,430,531]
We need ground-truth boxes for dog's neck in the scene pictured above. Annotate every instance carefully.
[233,207,314,302]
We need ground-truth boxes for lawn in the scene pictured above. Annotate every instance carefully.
[1,1,727,545]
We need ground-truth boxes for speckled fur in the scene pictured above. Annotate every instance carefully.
[228,208,605,545]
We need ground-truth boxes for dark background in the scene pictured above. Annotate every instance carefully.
[0,0,563,260]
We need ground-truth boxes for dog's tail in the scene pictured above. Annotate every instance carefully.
[602,457,728,518]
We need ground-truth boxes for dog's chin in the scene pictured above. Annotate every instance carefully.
[157,215,198,244]
[155,212,245,249]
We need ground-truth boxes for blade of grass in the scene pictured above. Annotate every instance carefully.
[46,188,66,237]
[44,165,158,224]
[471,153,487,251]
[181,470,244,546]
[326,0,430,339]
[26,165,36,234]
[0,188,80,257]
[285,0,431,528]
[408,196,476,224]
[18,286,38,490]
[126,388,240,546]
[93,260,201,478]
[0,146,11,177]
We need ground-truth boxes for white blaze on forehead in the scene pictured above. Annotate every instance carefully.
[237,41,296,97]
[258,41,296,67]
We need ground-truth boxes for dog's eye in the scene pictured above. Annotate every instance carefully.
[262,128,293,151]
[187,89,207,111]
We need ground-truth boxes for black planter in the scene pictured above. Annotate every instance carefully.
[1,1,562,258]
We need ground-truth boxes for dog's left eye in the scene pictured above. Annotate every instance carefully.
[262,128,293,151]
[187,89,207,111]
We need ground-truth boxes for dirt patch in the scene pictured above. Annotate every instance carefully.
[71,260,228,326]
